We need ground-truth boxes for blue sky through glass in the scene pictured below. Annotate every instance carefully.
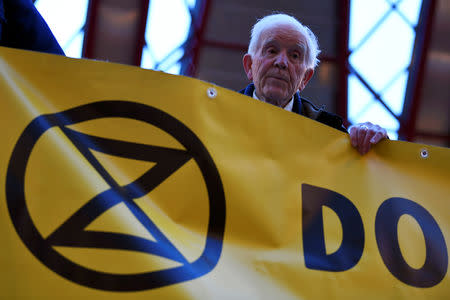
[35,0,88,58]
[348,0,422,140]
[397,0,422,25]
[141,0,197,74]
[35,0,195,69]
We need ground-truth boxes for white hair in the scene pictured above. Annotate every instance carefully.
[248,13,321,69]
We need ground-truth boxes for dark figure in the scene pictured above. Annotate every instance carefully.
[0,0,64,55]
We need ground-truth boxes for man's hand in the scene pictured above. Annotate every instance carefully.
[348,122,388,155]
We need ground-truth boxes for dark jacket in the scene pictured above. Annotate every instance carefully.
[240,83,347,133]
[0,0,64,55]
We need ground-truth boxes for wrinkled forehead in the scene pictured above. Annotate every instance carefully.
[257,22,308,51]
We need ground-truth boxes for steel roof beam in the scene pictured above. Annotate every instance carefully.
[82,0,149,66]
[337,0,350,125]
[399,0,437,141]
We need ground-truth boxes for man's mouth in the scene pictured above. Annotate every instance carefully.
[267,75,288,82]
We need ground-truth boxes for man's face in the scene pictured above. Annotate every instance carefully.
[243,23,314,107]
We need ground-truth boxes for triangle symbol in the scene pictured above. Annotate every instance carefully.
[45,126,192,265]
[85,202,157,242]
[91,150,157,188]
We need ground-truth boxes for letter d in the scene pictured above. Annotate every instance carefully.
[302,184,364,271]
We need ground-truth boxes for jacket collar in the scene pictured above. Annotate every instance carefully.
[239,83,346,132]
[239,83,303,114]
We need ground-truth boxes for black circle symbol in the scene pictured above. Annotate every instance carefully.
[6,101,226,291]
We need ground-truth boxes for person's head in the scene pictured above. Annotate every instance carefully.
[243,14,320,107]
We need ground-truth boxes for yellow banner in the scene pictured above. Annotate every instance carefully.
[0,47,448,299]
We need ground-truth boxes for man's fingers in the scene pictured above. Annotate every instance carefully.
[348,122,387,155]
[349,126,358,147]
[362,128,377,154]
[370,130,385,144]
[357,125,368,154]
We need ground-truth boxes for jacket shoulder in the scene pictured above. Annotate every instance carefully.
[301,98,347,133]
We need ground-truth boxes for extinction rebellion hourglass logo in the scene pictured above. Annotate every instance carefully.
[6,101,226,291]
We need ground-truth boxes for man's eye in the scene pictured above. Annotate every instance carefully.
[265,47,277,54]
[291,52,301,60]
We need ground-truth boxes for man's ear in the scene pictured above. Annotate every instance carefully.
[243,54,253,81]
[299,68,314,91]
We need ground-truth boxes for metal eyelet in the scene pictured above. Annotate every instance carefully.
[207,87,217,99]
[420,148,429,159]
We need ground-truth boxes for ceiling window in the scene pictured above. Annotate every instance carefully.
[141,0,197,74]
[34,0,89,58]
[348,0,423,139]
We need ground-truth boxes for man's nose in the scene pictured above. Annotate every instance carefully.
[274,52,288,69]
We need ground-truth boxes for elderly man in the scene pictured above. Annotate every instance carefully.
[240,14,387,155]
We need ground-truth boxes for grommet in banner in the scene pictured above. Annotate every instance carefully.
[207,87,217,99]
[420,148,429,159]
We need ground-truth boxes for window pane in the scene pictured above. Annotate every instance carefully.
[141,0,196,74]
[157,49,185,70]
[348,74,373,121]
[350,12,414,92]
[35,0,88,58]
[348,0,423,140]
[141,46,156,70]
[166,63,182,75]
[381,70,408,115]
[145,0,191,62]
[348,74,400,140]
[349,0,390,50]
[352,98,400,135]
[397,0,422,26]
[63,31,85,58]
[186,0,197,9]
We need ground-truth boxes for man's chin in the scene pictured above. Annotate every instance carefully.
[262,90,290,106]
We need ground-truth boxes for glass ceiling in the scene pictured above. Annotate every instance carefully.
[35,0,425,140]
[34,0,196,68]
[141,0,197,74]
[348,0,423,140]
[35,0,89,58]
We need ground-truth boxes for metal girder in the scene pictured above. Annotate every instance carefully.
[399,0,437,141]
[184,0,212,77]
[82,0,150,66]
[337,0,350,126]
[349,65,401,122]
[415,131,450,141]
[185,0,339,79]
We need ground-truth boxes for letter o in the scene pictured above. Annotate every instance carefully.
[375,198,448,288]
